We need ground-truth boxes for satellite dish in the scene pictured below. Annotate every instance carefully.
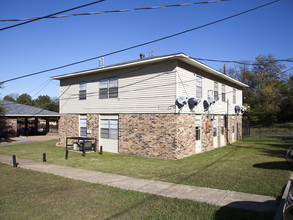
[203,100,210,111]
[235,105,240,114]
[240,106,247,114]
[208,95,215,105]
[188,97,200,111]
[175,96,188,112]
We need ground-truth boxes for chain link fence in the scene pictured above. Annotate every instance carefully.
[242,122,293,142]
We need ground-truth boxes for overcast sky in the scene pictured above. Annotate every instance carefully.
[0,0,292,99]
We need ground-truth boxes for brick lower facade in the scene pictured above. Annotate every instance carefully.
[59,113,242,159]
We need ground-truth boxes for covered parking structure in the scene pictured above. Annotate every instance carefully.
[0,100,60,138]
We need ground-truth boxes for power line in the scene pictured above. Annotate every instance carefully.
[0,0,228,22]
[0,0,280,84]
[193,57,293,66]
[0,0,106,31]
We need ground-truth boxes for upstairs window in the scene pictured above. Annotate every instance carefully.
[214,82,219,101]
[222,84,226,102]
[99,77,118,99]
[233,89,236,104]
[79,82,86,100]
[196,76,202,99]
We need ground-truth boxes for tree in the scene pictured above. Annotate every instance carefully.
[0,84,5,116]
[3,93,19,102]
[16,93,33,106]
[34,95,51,109]
[279,75,293,122]
[228,54,287,125]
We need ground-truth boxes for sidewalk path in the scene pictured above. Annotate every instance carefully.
[0,135,59,145]
[0,154,278,213]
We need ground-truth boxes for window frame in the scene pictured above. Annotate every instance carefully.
[79,82,87,100]
[233,89,236,104]
[100,119,118,139]
[222,84,226,102]
[214,82,219,101]
[79,115,87,137]
[99,77,118,99]
[196,76,202,99]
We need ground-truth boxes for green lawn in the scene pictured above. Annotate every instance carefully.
[0,163,275,220]
[0,139,291,198]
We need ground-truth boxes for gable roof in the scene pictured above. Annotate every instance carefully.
[52,53,248,88]
[1,100,60,117]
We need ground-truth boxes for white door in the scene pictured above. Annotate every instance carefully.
[220,117,225,147]
[213,118,218,148]
[100,115,119,153]
[232,117,235,142]
[195,118,201,153]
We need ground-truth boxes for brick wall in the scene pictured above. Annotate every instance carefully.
[59,113,242,159]
[87,114,100,146]
[119,114,180,159]
[59,114,79,146]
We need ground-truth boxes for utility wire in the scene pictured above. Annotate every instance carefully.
[0,0,228,22]
[0,0,106,31]
[0,0,280,84]
[193,57,293,66]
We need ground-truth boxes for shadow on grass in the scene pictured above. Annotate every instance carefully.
[232,142,291,159]
[214,201,276,220]
[253,161,291,171]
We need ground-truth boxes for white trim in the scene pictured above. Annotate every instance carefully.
[52,53,248,88]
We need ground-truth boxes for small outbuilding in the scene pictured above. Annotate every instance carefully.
[0,100,60,138]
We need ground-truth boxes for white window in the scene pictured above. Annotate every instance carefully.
[233,89,236,104]
[196,119,201,140]
[222,84,226,102]
[79,115,87,137]
[196,76,202,99]
[79,82,86,100]
[99,77,118,99]
[100,119,118,139]
[214,82,219,101]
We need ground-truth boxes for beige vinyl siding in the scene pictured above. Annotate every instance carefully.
[59,61,177,114]
[175,64,243,115]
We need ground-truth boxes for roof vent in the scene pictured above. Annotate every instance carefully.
[140,53,145,59]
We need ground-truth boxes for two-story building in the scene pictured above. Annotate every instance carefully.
[52,53,248,159]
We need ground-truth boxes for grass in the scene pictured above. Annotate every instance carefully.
[0,163,275,220]
[0,139,291,198]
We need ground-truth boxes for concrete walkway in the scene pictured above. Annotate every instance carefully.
[0,135,59,145]
[0,154,278,213]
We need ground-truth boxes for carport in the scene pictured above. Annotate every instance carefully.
[0,100,60,137]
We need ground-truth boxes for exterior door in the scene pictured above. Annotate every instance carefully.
[100,115,119,153]
[195,118,201,153]
[213,117,218,148]
[232,117,235,142]
[220,116,225,147]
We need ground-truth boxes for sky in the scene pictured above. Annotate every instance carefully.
[0,0,292,100]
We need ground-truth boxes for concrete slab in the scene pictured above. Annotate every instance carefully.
[0,154,278,213]
[0,135,59,145]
